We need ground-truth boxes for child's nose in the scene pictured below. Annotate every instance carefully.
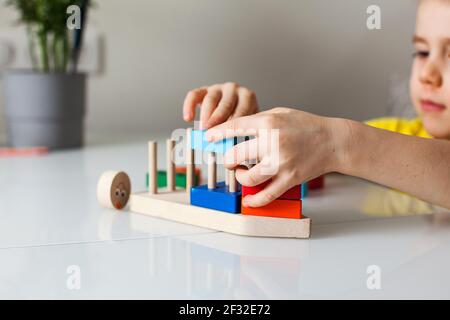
[420,61,443,88]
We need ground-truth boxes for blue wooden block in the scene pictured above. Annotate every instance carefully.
[190,182,241,213]
[301,183,309,199]
[191,130,237,154]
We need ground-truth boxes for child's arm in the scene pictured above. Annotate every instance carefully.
[341,120,450,209]
[205,108,450,210]
[183,82,259,130]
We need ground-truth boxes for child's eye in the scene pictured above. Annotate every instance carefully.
[413,50,429,58]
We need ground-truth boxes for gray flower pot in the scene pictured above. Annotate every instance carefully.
[4,72,86,149]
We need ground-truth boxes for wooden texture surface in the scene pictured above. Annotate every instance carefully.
[129,189,311,239]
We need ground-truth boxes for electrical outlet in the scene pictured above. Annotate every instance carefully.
[0,28,104,75]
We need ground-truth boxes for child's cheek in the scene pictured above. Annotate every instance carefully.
[409,68,421,113]
[444,71,450,108]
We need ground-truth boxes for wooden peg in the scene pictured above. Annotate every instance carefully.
[166,139,176,191]
[229,169,237,193]
[225,168,229,186]
[148,141,157,194]
[208,152,217,190]
[186,128,195,195]
[244,136,257,168]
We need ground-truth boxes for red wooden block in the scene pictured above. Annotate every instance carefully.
[282,185,302,199]
[309,175,325,190]
[241,199,302,219]
[242,181,301,200]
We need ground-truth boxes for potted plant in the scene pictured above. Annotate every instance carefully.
[3,0,92,149]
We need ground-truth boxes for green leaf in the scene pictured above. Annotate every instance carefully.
[5,0,94,72]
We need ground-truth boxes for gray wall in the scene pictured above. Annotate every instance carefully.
[0,0,418,139]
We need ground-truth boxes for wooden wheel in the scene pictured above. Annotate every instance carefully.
[97,171,131,210]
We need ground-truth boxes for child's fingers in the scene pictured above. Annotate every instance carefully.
[232,87,258,118]
[199,87,222,129]
[242,176,291,207]
[205,115,265,142]
[235,162,274,187]
[183,87,207,121]
[223,139,259,169]
[206,83,239,129]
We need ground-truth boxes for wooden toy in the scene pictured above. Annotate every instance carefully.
[175,166,201,175]
[207,152,217,190]
[186,128,196,196]
[241,180,303,219]
[191,182,241,213]
[301,183,309,198]
[97,129,311,239]
[190,134,242,212]
[228,169,237,193]
[128,189,310,238]
[166,139,176,191]
[241,199,302,219]
[309,175,325,190]
[97,171,131,210]
[189,130,243,214]
[224,168,229,186]
[148,141,157,194]
[191,129,236,154]
[242,181,302,200]
[145,168,201,189]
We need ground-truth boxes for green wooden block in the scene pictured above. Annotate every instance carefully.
[146,171,199,188]
[157,171,167,187]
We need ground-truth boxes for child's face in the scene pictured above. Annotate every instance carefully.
[410,0,450,139]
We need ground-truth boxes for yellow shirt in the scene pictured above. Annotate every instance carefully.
[365,117,432,138]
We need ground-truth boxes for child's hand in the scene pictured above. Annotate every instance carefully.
[183,82,259,130]
[206,108,349,207]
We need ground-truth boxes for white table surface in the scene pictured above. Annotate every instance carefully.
[1,140,450,299]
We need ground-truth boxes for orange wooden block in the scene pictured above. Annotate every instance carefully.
[175,166,201,176]
[242,199,302,219]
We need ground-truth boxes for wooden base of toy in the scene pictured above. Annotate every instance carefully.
[129,189,311,239]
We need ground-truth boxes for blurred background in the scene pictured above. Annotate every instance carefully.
[0,0,418,143]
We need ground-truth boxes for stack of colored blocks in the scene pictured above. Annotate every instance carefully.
[146,167,201,189]
[301,183,308,198]
[241,181,303,219]
[188,129,307,219]
[298,176,324,198]
[309,175,325,190]
[189,130,242,213]
[190,129,237,154]
[190,182,241,213]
